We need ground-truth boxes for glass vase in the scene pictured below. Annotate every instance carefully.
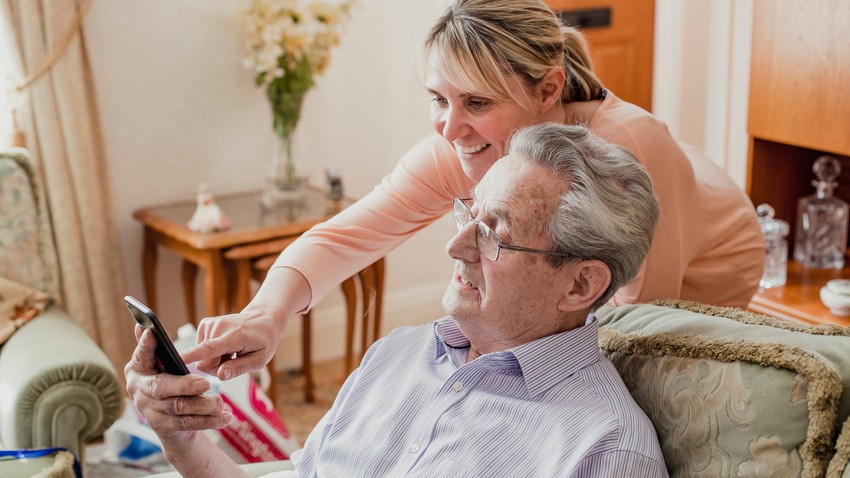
[261,134,307,209]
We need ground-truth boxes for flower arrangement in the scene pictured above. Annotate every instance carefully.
[240,0,355,195]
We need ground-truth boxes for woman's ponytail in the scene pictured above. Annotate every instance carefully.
[561,26,604,102]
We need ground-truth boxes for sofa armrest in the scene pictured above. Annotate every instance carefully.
[0,307,123,462]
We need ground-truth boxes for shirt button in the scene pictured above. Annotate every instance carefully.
[410,443,420,453]
[453,380,463,392]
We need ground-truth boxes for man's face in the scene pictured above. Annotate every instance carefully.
[441,154,578,351]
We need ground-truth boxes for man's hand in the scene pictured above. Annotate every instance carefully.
[125,325,232,455]
[183,309,284,381]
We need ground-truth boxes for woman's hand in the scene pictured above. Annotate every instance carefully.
[182,266,311,381]
[183,308,285,380]
[124,326,232,455]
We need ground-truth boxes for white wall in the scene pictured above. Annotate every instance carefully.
[652,0,754,188]
[86,0,454,369]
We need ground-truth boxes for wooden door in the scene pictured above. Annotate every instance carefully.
[544,0,655,111]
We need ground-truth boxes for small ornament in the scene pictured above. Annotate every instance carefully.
[326,167,344,213]
[820,279,850,316]
[188,183,231,233]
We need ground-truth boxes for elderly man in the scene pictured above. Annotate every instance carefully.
[125,123,666,477]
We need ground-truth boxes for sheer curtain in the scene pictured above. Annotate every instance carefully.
[0,0,133,375]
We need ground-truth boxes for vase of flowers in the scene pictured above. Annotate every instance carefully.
[240,0,355,208]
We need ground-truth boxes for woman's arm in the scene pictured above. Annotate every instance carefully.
[274,134,473,310]
[185,134,474,379]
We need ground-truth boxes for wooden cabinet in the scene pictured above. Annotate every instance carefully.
[544,0,655,111]
[746,0,850,325]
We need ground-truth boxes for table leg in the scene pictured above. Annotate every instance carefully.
[181,261,198,325]
[302,311,314,403]
[142,228,159,310]
[372,258,385,344]
[340,277,357,375]
[266,352,277,406]
[233,259,253,312]
[203,252,225,317]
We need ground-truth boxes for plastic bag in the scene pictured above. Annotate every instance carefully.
[101,398,173,473]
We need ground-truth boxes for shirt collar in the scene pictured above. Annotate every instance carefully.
[432,315,601,397]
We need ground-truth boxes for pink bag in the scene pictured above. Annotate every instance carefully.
[214,374,301,462]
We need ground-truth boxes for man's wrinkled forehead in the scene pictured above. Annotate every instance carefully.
[472,154,559,226]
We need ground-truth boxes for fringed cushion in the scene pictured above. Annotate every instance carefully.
[596,300,850,478]
[828,417,850,477]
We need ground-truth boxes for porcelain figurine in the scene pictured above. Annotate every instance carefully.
[188,183,231,233]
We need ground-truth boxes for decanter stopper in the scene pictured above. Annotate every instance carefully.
[812,155,841,197]
[793,155,849,269]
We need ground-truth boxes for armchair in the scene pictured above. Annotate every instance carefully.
[0,148,122,468]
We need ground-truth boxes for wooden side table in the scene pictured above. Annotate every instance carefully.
[132,189,385,403]
[133,188,351,319]
[748,260,850,327]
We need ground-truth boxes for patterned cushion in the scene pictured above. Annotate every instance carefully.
[0,149,57,297]
[596,300,850,477]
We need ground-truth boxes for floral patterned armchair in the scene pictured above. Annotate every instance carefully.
[0,147,122,470]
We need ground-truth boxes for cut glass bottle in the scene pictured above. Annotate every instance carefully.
[793,156,849,269]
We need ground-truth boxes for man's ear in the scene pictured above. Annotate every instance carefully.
[557,260,612,312]
[537,67,566,111]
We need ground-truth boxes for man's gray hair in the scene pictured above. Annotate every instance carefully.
[508,123,660,309]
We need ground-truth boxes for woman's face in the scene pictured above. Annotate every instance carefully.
[425,56,547,182]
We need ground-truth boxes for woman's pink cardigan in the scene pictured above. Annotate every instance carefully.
[273,92,764,310]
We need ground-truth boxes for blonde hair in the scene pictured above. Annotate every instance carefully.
[423,0,604,108]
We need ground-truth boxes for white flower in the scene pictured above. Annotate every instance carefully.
[239,0,355,83]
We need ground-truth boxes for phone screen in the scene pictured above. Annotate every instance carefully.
[125,295,190,375]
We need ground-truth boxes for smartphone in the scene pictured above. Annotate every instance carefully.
[124,295,190,375]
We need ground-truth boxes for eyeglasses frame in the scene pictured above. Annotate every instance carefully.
[452,198,581,262]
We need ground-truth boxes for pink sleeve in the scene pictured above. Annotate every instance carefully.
[592,107,691,305]
[595,97,763,307]
[272,134,475,311]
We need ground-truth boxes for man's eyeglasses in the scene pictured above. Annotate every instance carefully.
[452,198,580,262]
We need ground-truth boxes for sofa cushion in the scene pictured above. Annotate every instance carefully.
[596,300,850,478]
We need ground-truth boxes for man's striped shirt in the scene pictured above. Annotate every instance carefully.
[289,316,667,477]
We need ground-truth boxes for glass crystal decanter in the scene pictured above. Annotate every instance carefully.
[793,155,849,269]
[757,203,789,288]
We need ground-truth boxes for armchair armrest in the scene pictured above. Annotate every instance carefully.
[0,307,123,463]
